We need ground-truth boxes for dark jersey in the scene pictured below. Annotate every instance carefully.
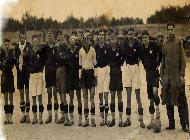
[75,40,83,50]
[107,47,123,69]
[122,38,142,65]
[141,41,162,71]
[28,45,45,73]
[95,44,109,68]
[41,43,57,71]
[54,43,69,68]
[67,47,80,70]
[0,48,17,73]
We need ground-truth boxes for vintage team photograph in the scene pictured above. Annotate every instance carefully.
[0,0,190,139]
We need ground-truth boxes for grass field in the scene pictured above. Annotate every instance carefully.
[0,63,189,140]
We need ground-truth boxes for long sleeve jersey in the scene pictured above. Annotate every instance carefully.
[27,45,45,74]
[141,41,162,71]
[0,48,17,73]
[122,38,142,65]
[94,44,109,68]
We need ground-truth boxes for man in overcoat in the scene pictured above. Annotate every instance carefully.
[160,22,189,132]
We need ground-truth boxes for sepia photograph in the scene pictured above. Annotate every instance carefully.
[0,0,190,139]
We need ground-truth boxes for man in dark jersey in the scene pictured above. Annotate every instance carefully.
[54,31,67,125]
[122,27,145,128]
[28,35,45,124]
[95,29,110,126]
[65,35,83,126]
[42,30,59,124]
[141,30,162,129]
[107,35,124,127]
[0,39,17,124]
[15,31,31,123]
[54,31,70,126]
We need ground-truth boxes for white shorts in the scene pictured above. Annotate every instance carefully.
[29,72,44,97]
[122,64,141,89]
[96,66,110,93]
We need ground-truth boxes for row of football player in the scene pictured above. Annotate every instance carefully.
[1,22,189,133]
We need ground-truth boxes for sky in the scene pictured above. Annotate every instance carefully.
[1,0,190,23]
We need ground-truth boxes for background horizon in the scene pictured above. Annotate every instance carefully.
[2,0,190,23]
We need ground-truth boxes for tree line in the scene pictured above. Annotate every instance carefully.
[4,4,190,32]
[3,12,143,32]
[147,4,190,23]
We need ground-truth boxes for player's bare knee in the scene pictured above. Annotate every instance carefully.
[126,87,132,93]
[104,92,109,102]
[4,94,8,105]
[38,95,43,105]
[9,93,13,104]
[153,87,158,96]
[32,96,37,105]
[117,91,122,103]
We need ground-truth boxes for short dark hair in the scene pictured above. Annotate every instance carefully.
[99,29,106,35]
[84,29,90,33]
[12,42,17,47]
[32,34,39,40]
[4,39,10,43]
[128,27,135,33]
[167,21,175,29]
[123,29,128,36]
[55,30,62,38]
[46,30,54,36]
[142,30,149,36]
[72,31,77,35]
[19,30,26,37]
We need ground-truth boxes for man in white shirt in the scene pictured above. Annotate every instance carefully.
[79,31,97,127]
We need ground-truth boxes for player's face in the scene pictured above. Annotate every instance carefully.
[56,34,62,43]
[69,37,76,45]
[46,34,54,43]
[32,37,39,46]
[69,39,76,50]
[98,32,105,42]
[110,37,117,46]
[105,33,109,41]
[84,33,91,46]
[128,31,134,40]
[157,36,163,44]
[93,35,98,43]
[19,34,26,44]
[4,41,10,49]
[167,25,175,38]
[142,35,149,45]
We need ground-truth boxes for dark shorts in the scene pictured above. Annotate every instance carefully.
[17,68,29,90]
[109,67,123,91]
[56,66,66,93]
[146,69,159,99]
[81,69,96,89]
[67,69,80,91]
[45,68,56,88]
[146,69,159,87]
[1,72,15,93]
